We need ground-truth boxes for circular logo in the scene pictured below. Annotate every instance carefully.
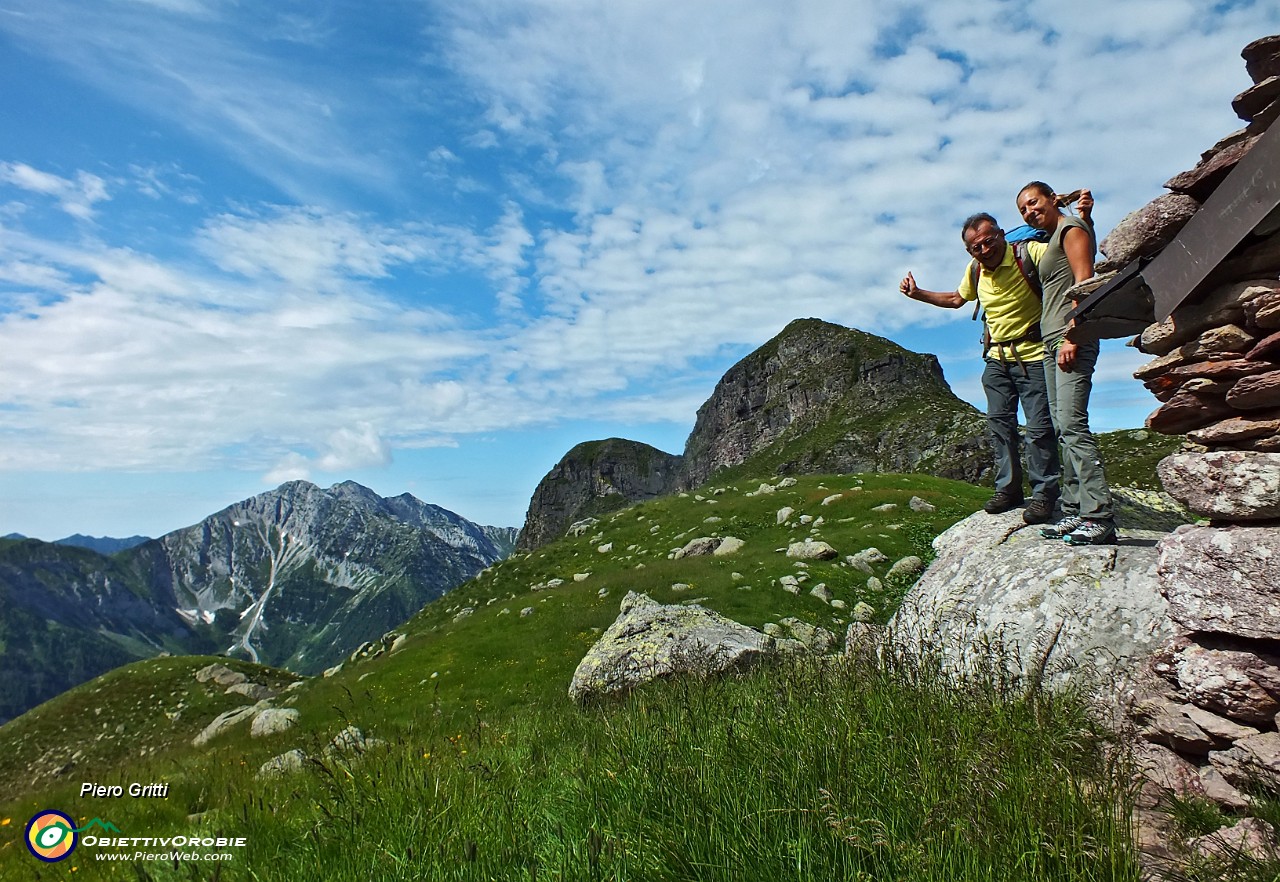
[25,810,77,862]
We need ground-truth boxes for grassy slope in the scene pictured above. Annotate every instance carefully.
[1096,429,1185,490]
[0,439,1201,880]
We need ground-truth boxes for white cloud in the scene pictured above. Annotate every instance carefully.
[197,207,431,289]
[263,422,394,484]
[0,162,110,219]
[318,423,392,471]
[262,453,311,485]
[0,218,498,472]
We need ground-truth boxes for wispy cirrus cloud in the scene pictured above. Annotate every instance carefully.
[0,0,400,201]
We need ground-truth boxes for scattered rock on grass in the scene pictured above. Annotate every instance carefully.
[258,749,306,779]
[569,592,774,702]
[251,708,299,738]
[787,539,837,560]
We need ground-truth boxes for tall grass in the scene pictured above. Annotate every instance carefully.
[198,649,1142,882]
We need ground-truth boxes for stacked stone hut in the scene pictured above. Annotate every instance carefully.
[1076,34,1280,864]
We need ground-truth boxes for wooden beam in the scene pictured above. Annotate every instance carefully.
[1065,259,1154,342]
[1143,117,1280,320]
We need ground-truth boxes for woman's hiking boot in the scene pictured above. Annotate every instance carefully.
[1063,519,1118,546]
[1041,515,1084,539]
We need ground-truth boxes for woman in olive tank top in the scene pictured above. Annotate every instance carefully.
[1015,182,1116,546]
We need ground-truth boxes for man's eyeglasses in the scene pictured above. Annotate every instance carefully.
[966,232,1002,256]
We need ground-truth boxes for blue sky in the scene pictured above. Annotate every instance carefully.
[1,0,1277,539]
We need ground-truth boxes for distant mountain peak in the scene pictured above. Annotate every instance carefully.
[57,534,152,554]
[0,480,517,724]
[517,319,991,549]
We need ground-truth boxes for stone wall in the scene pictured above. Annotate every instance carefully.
[1098,34,1280,868]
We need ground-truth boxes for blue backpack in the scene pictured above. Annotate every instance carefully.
[1005,224,1049,245]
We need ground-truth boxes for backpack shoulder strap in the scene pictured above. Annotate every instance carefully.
[1011,242,1042,299]
[968,259,981,320]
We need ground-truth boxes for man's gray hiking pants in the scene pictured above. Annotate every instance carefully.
[982,356,1059,502]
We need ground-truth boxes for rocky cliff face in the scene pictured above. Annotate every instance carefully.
[0,481,514,722]
[518,319,989,550]
[681,319,988,487]
[516,439,683,551]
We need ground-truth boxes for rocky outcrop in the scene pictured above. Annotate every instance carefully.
[568,592,774,702]
[887,504,1178,692]
[680,319,988,488]
[515,439,683,551]
[193,705,263,747]
[250,708,300,738]
[190,661,302,747]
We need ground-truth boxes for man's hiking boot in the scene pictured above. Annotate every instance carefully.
[983,488,1024,514]
[1063,519,1118,546]
[1022,495,1055,525]
[1041,515,1084,539]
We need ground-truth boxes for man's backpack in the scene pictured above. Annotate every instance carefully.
[1004,224,1049,246]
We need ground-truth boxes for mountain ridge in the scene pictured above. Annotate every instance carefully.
[0,480,515,723]
[2,532,152,554]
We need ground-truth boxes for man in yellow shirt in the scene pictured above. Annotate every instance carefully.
[899,213,1059,522]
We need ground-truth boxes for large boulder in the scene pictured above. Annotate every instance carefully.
[888,509,1177,691]
[195,664,247,688]
[568,592,774,702]
[1158,524,1280,639]
[258,749,307,779]
[250,708,300,738]
[1157,452,1280,521]
[1098,193,1199,273]
[786,539,838,561]
[192,705,258,748]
